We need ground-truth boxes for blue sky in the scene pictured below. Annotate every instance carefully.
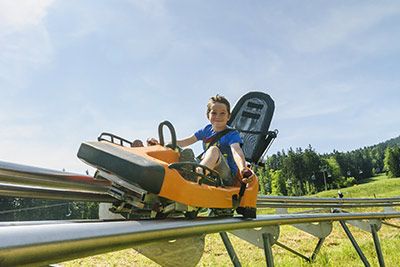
[1,1,399,173]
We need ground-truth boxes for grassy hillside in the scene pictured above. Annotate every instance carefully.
[315,174,400,199]
[61,175,400,267]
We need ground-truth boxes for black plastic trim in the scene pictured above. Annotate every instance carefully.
[77,142,165,194]
[228,91,276,164]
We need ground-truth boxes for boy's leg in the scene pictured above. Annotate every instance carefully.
[199,146,221,170]
[214,156,234,186]
[200,146,234,186]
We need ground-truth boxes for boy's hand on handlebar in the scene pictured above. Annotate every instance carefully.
[241,169,254,184]
[147,138,159,146]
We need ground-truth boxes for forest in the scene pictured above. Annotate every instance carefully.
[257,135,400,196]
[1,135,400,221]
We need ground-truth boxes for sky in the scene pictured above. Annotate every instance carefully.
[1,1,399,174]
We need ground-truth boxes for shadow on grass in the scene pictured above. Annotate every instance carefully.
[356,174,388,185]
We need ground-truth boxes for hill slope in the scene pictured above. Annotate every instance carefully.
[62,175,400,267]
[315,174,400,199]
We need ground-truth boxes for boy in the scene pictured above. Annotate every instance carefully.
[149,94,252,185]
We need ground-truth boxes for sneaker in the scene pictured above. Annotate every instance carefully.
[179,148,196,162]
[177,148,198,182]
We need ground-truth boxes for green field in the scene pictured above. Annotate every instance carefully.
[61,175,400,266]
[315,174,400,199]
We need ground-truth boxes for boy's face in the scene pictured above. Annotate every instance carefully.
[208,102,230,130]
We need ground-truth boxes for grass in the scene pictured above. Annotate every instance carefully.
[315,174,400,199]
[61,175,400,266]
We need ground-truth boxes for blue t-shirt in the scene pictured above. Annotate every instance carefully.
[194,124,243,175]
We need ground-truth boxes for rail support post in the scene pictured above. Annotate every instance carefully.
[339,221,370,267]
[310,237,325,262]
[262,233,274,267]
[274,240,310,262]
[220,232,241,267]
[370,224,385,267]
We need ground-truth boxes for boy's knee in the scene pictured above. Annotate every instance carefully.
[208,146,221,154]
[206,146,221,164]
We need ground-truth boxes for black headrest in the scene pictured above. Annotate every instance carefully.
[228,91,276,164]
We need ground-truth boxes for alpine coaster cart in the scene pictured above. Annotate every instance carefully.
[77,91,277,219]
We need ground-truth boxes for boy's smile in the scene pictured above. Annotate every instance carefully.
[208,102,230,132]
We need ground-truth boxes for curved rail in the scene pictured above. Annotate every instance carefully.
[2,160,400,209]
[256,195,400,209]
[1,160,400,266]
[0,183,114,202]
[0,160,114,202]
[1,211,400,266]
[257,195,400,203]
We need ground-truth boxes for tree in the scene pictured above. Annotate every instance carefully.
[257,167,270,195]
[0,198,99,221]
[384,146,400,177]
[303,146,323,192]
[270,170,286,195]
[280,148,308,196]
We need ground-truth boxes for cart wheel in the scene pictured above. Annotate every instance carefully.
[155,212,169,219]
[184,210,199,219]
[236,207,257,218]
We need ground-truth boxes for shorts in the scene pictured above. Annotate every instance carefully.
[214,151,235,186]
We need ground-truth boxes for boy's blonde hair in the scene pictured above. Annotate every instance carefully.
[206,94,231,117]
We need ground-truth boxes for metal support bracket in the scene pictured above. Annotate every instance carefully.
[346,218,382,233]
[274,207,332,261]
[229,226,279,267]
[277,208,333,238]
[229,226,279,248]
[133,234,205,267]
[292,221,332,238]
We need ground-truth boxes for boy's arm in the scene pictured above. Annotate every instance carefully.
[147,135,197,147]
[231,143,254,183]
[231,143,247,173]
[177,135,197,147]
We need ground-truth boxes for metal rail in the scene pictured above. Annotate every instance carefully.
[256,202,400,208]
[257,195,400,208]
[257,195,400,203]
[0,183,114,202]
[1,212,400,266]
[0,160,114,202]
[1,160,400,266]
[2,160,400,209]
[257,196,400,207]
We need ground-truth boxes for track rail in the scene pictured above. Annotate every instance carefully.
[257,196,400,208]
[0,160,114,202]
[1,212,400,266]
[258,195,400,203]
[1,160,400,266]
[2,160,400,209]
[257,195,400,208]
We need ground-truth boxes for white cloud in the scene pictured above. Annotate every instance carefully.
[293,3,400,53]
[0,0,55,90]
[0,0,54,33]
[0,1,399,171]
[127,0,167,17]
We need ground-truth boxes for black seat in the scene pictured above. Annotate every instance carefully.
[228,91,277,165]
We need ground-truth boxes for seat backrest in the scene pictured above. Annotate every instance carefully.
[228,91,276,164]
